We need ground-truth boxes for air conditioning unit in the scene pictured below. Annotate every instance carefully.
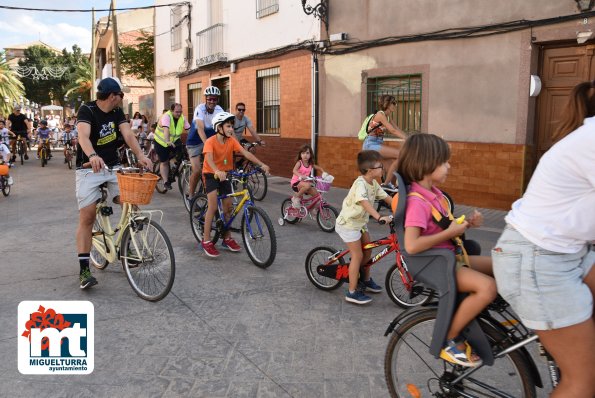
[184,46,193,60]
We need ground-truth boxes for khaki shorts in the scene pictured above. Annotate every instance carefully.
[75,169,119,209]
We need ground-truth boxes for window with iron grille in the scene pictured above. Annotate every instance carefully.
[164,89,175,111]
[170,6,183,51]
[256,67,280,134]
[256,0,279,18]
[187,82,201,120]
[366,75,422,133]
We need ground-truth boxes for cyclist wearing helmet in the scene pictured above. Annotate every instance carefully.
[35,119,52,159]
[75,76,152,290]
[200,111,270,258]
[186,85,224,202]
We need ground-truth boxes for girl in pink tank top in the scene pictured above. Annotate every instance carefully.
[290,144,326,206]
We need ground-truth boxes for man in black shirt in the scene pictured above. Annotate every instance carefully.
[7,105,31,161]
[75,77,152,289]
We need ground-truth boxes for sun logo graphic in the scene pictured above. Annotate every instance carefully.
[18,301,94,374]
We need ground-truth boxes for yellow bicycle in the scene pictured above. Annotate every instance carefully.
[88,166,175,301]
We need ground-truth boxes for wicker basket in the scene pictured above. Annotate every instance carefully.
[116,172,159,205]
[316,179,332,193]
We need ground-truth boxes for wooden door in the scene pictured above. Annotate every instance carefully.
[534,44,595,165]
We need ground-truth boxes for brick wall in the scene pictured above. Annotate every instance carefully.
[317,137,524,209]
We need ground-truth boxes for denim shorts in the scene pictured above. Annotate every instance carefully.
[362,135,383,152]
[492,225,594,330]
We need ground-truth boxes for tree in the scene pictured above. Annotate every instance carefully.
[0,52,25,118]
[119,30,154,86]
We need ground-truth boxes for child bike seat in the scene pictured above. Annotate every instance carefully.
[393,173,494,365]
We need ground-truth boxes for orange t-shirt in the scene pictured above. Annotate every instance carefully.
[202,135,244,174]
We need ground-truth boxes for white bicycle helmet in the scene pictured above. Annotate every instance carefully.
[212,111,235,131]
[204,86,221,97]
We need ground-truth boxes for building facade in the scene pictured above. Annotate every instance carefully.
[317,0,593,209]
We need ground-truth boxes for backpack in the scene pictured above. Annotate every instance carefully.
[357,113,377,141]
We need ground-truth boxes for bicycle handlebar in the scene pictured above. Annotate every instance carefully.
[229,167,262,178]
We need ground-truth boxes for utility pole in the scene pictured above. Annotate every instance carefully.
[91,7,96,100]
[111,0,121,79]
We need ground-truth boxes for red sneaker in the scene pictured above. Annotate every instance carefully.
[222,237,241,252]
[202,240,220,257]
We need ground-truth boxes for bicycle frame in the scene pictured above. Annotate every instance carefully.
[216,188,260,235]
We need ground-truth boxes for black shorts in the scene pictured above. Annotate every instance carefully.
[154,140,182,163]
[12,130,28,138]
[203,173,232,195]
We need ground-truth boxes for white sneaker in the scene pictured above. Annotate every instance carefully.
[7,176,14,185]
[291,196,301,207]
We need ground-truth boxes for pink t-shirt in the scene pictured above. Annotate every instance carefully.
[290,160,313,186]
[160,114,191,130]
[404,182,455,251]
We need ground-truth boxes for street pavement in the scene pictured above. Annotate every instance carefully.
[0,149,549,397]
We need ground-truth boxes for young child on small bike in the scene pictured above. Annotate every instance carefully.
[397,133,496,368]
[201,112,270,258]
[290,144,326,207]
[36,120,52,159]
[61,123,76,160]
[335,150,393,305]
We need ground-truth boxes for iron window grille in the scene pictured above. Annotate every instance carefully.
[256,67,280,135]
[170,6,183,51]
[256,0,279,18]
[366,74,422,133]
[196,23,226,66]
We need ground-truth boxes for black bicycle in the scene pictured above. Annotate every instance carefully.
[234,141,268,201]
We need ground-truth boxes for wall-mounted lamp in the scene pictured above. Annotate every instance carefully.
[230,63,237,73]
[529,75,542,97]
[301,0,329,32]
[575,0,594,11]
[577,31,593,44]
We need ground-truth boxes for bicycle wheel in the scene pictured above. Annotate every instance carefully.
[384,309,536,398]
[247,167,267,201]
[121,219,175,302]
[305,246,344,290]
[385,264,433,308]
[40,148,46,167]
[316,204,338,233]
[90,220,109,270]
[241,206,276,268]
[1,177,10,196]
[280,199,299,224]
[19,142,24,165]
[178,164,190,197]
[189,194,221,244]
[67,152,73,169]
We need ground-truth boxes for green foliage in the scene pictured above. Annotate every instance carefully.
[18,44,90,107]
[0,52,25,117]
[119,31,154,86]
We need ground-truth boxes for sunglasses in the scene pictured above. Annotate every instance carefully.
[115,92,124,98]
[237,108,245,112]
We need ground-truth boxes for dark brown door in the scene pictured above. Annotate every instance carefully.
[534,44,595,167]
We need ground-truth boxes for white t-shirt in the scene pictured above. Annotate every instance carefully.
[47,118,58,129]
[0,128,10,144]
[193,103,224,130]
[506,116,595,253]
[131,118,143,131]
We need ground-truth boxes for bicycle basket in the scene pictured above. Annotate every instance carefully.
[0,164,8,176]
[116,172,159,205]
[316,179,332,192]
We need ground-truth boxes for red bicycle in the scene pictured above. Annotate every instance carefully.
[278,176,338,233]
[304,218,434,308]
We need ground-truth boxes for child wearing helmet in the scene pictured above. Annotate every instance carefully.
[36,120,52,159]
[200,111,270,258]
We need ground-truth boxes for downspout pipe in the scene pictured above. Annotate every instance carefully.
[312,51,319,162]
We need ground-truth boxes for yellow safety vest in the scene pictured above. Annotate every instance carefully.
[154,111,185,147]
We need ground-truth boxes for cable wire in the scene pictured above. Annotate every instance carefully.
[0,2,189,13]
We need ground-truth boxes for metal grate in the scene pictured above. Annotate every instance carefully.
[256,67,280,134]
[367,75,422,133]
[187,82,201,120]
[196,23,226,66]
[170,6,183,51]
[256,0,279,18]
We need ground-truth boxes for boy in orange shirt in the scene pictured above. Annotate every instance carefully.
[201,112,270,257]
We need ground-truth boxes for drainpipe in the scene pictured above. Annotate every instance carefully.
[311,51,319,161]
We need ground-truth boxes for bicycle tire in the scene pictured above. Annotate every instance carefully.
[316,204,338,233]
[19,141,24,165]
[178,164,190,197]
[121,219,175,302]
[189,193,221,244]
[241,206,276,268]
[1,177,10,196]
[67,155,73,169]
[90,219,109,270]
[247,167,267,201]
[40,148,46,167]
[384,309,536,398]
[305,246,344,290]
[280,199,299,224]
[385,264,433,308]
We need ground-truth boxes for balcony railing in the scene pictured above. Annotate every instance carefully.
[195,23,227,67]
